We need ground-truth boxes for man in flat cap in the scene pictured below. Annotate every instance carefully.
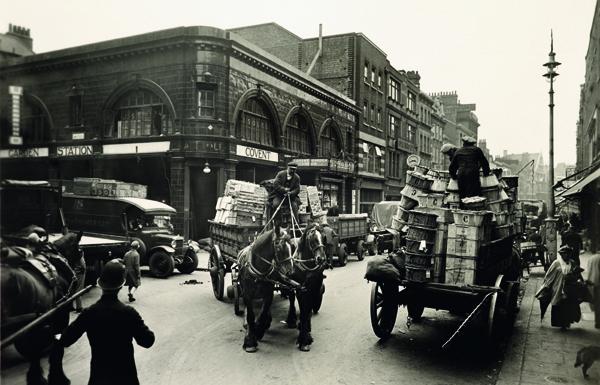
[269,161,301,227]
[449,135,490,200]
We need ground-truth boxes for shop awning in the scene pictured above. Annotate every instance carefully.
[558,166,600,198]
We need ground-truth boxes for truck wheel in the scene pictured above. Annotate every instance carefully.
[149,251,174,278]
[338,243,347,267]
[357,240,365,261]
[177,250,199,274]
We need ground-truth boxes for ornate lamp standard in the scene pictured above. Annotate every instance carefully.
[543,31,561,263]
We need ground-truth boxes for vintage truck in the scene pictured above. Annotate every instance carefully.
[0,180,129,284]
[61,193,201,278]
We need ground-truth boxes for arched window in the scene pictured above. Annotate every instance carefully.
[286,114,311,155]
[237,98,275,146]
[0,96,51,145]
[319,124,342,158]
[367,146,381,173]
[109,89,173,138]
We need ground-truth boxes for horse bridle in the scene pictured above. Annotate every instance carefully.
[246,237,293,279]
[294,227,326,272]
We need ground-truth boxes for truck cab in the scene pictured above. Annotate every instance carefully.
[61,194,200,277]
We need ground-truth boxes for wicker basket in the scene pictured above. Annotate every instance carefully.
[408,210,438,228]
[405,251,433,267]
[399,195,419,210]
[452,210,493,227]
[405,266,431,282]
[406,171,434,191]
[417,193,445,209]
[446,178,459,192]
[406,225,437,243]
[405,238,435,254]
[461,196,487,211]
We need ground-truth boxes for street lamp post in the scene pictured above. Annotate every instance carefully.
[543,30,561,263]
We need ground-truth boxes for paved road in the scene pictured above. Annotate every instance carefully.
[2,254,507,385]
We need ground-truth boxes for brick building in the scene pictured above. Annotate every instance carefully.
[430,91,479,147]
[0,26,359,239]
[230,23,388,212]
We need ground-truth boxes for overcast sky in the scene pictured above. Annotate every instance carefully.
[3,0,596,165]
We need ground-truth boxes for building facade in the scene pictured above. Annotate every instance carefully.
[0,26,359,239]
[430,91,479,147]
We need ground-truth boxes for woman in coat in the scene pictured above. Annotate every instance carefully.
[535,245,584,330]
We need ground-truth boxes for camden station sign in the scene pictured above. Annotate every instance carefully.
[292,158,355,174]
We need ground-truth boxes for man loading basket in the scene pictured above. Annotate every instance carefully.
[449,135,491,199]
[268,161,301,227]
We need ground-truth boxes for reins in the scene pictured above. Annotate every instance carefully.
[294,227,326,272]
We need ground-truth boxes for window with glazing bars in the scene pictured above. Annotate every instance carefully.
[197,88,215,117]
[237,98,274,146]
[319,124,341,157]
[286,114,311,155]
[114,90,172,138]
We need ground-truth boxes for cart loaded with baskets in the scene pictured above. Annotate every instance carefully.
[366,165,523,347]
[208,179,325,315]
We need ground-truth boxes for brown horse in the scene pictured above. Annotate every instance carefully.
[1,229,81,385]
[237,226,294,353]
[284,223,327,351]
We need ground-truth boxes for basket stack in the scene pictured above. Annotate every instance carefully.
[445,210,493,285]
[404,210,438,282]
[214,180,268,226]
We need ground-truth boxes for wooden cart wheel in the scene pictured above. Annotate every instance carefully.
[370,281,398,339]
[504,281,520,323]
[338,243,348,266]
[357,240,365,261]
[487,274,504,339]
[208,245,225,301]
[313,283,325,314]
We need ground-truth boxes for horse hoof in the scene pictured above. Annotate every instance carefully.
[299,344,311,352]
[244,346,258,353]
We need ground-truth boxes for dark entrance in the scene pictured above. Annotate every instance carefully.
[190,166,218,239]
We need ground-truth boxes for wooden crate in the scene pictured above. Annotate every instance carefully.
[446,237,485,257]
[407,210,438,229]
[445,256,477,285]
[452,210,493,227]
[448,223,491,242]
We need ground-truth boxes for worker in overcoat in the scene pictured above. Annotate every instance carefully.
[449,136,491,199]
[269,161,301,225]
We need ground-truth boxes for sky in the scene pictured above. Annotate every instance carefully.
[2,0,596,165]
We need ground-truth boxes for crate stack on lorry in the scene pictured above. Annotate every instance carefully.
[384,164,522,286]
[66,177,147,198]
[214,180,268,226]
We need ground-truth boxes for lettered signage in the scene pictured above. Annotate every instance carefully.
[56,145,94,157]
[236,145,278,163]
[0,147,49,158]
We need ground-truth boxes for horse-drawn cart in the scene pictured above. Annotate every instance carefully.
[369,235,521,346]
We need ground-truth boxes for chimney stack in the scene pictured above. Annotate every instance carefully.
[7,23,33,51]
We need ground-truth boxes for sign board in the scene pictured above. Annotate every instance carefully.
[407,154,421,167]
[9,85,23,144]
[103,141,170,155]
[57,145,94,157]
[72,132,85,140]
[0,147,49,158]
[292,158,355,174]
[236,144,278,163]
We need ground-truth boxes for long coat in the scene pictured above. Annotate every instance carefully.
[449,145,490,199]
[124,249,141,287]
[270,170,300,201]
[61,294,155,385]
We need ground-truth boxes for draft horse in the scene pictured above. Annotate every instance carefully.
[1,228,82,385]
[285,223,327,351]
[238,226,293,353]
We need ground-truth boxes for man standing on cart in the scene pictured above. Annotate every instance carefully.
[449,136,491,199]
[269,161,301,227]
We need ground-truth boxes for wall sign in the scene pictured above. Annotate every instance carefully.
[236,144,278,163]
[103,141,170,155]
[0,147,49,158]
[9,85,23,146]
[57,145,94,157]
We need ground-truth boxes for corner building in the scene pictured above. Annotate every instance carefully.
[0,26,359,239]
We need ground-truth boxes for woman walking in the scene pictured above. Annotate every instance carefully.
[535,245,584,330]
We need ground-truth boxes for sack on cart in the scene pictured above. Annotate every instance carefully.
[365,255,402,283]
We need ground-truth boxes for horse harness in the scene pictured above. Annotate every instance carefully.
[241,239,293,281]
[293,228,326,272]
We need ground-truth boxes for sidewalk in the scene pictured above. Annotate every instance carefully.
[497,252,600,385]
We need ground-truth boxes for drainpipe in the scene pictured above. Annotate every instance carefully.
[307,24,322,75]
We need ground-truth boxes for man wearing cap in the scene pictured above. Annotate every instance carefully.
[269,162,301,226]
[440,143,457,171]
[449,135,490,200]
[124,241,142,302]
[60,259,155,385]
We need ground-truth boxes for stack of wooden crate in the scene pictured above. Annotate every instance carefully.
[444,210,493,285]
[214,180,268,226]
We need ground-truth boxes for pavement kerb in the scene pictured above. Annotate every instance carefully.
[496,275,539,385]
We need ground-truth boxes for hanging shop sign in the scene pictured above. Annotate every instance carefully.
[56,145,94,157]
[292,158,355,174]
[0,147,49,159]
[236,144,278,163]
[8,85,23,146]
[407,154,421,167]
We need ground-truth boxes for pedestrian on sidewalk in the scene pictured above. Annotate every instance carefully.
[587,252,600,329]
[535,245,583,330]
[124,240,142,302]
[561,224,583,266]
[60,259,155,385]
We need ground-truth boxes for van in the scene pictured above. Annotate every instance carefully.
[62,194,200,277]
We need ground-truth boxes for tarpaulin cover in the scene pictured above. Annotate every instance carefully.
[371,201,402,230]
